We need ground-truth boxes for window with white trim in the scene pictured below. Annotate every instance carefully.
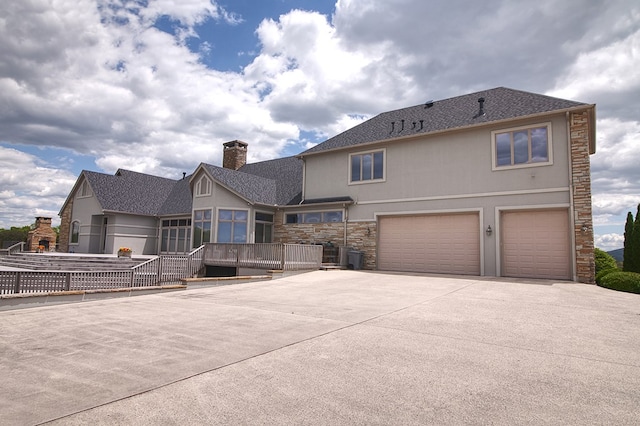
[193,210,212,247]
[255,212,274,243]
[195,176,211,196]
[492,123,552,169]
[217,209,248,243]
[160,218,192,254]
[70,221,80,244]
[350,150,384,183]
[79,181,91,198]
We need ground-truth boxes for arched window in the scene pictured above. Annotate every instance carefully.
[71,221,80,244]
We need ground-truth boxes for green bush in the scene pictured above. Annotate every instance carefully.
[594,248,618,274]
[598,271,640,294]
[595,268,616,285]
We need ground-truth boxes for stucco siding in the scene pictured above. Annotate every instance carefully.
[303,115,570,203]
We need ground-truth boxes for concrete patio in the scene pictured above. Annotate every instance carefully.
[0,270,638,425]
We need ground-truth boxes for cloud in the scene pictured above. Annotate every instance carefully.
[0,147,77,228]
[594,233,625,251]
[0,0,639,243]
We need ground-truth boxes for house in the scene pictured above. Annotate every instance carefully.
[58,87,596,282]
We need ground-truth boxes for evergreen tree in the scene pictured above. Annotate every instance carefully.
[623,205,640,273]
[634,204,640,273]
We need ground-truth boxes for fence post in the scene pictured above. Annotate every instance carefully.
[65,273,71,291]
[157,256,163,284]
[280,244,285,271]
[15,272,21,294]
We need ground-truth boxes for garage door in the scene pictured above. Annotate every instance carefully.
[378,213,480,275]
[501,209,571,280]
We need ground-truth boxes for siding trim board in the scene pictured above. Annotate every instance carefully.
[358,187,570,206]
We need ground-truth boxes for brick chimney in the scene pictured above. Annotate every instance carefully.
[223,140,248,170]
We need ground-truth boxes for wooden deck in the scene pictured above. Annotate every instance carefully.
[203,243,323,271]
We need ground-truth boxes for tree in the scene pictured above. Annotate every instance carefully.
[0,225,31,248]
[623,204,640,273]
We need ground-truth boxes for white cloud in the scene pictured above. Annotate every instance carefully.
[0,147,77,228]
[594,233,625,251]
[0,0,639,245]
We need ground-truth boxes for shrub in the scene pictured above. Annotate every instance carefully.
[598,271,640,294]
[594,248,618,274]
[595,268,616,285]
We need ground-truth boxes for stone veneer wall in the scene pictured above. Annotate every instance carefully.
[58,199,73,253]
[345,221,377,270]
[273,211,379,270]
[570,111,595,283]
[273,211,344,245]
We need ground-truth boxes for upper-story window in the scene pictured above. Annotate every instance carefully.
[195,176,211,196]
[492,123,552,170]
[350,150,385,183]
[79,181,91,198]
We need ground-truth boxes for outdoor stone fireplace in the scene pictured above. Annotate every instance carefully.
[26,217,57,252]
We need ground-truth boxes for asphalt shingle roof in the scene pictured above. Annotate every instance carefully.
[157,174,193,216]
[301,87,589,155]
[83,169,178,216]
[200,156,303,206]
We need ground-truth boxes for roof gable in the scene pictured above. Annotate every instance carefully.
[301,87,590,155]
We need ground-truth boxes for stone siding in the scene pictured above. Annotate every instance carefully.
[58,199,73,253]
[345,221,377,270]
[273,210,379,270]
[570,111,595,283]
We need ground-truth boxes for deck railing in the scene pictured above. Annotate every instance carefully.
[0,246,205,295]
[203,243,323,271]
[0,242,25,256]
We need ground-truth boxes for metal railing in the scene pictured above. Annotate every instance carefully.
[0,246,205,295]
[203,243,323,271]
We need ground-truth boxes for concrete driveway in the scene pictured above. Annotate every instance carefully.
[0,271,639,425]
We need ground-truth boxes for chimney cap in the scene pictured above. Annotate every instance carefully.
[223,140,248,148]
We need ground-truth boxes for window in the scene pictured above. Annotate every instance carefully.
[217,209,248,243]
[350,150,384,183]
[79,181,91,197]
[160,218,191,253]
[492,123,552,169]
[255,212,274,243]
[285,211,343,224]
[70,221,80,244]
[193,210,212,247]
[195,176,211,196]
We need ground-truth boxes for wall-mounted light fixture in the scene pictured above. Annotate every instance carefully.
[366,226,371,237]
[486,225,492,236]
[581,225,589,234]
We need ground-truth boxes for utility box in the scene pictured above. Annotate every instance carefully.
[347,250,364,270]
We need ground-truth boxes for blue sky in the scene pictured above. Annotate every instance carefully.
[0,0,639,251]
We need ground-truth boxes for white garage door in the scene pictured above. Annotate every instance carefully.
[378,213,480,275]
[501,209,571,280]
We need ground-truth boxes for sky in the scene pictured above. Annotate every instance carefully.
[0,0,638,251]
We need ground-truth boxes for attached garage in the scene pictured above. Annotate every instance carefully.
[501,209,571,280]
[378,213,480,275]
